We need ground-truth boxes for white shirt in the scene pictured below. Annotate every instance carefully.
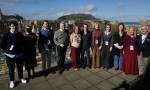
[141,33,148,43]
[60,29,65,32]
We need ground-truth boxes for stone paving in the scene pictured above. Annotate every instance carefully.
[0,65,144,90]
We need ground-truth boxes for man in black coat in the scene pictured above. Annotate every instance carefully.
[0,21,27,88]
[137,25,150,78]
[80,24,92,69]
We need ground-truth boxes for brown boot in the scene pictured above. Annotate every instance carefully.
[57,70,61,75]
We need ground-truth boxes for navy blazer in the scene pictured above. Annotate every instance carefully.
[38,29,55,53]
[0,31,24,54]
[137,33,150,57]
[81,30,92,49]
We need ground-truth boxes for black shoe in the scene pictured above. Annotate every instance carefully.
[51,69,56,74]
[43,71,48,77]
[87,65,91,69]
[115,68,118,71]
[81,65,85,69]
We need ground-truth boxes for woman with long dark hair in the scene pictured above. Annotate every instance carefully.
[113,23,127,70]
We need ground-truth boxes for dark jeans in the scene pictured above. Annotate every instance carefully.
[57,46,67,70]
[81,48,91,66]
[6,56,23,81]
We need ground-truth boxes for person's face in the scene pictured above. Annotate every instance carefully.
[141,26,148,35]
[95,24,99,30]
[9,24,16,32]
[26,27,31,33]
[43,22,49,29]
[60,23,65,30]
[75,27,79,34]
[106,25,110,31]
[83,25,88,31]
[119,25,123,31]
[129,28,134,35]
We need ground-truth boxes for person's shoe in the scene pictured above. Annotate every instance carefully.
[57,70,61,75]
[10,81,15,88]
[81,65,85,69]
[137,74,143,78]
[93,66,96,69]
[74,68,79,71]
[87,65,91,69]
[44,71,48,77]
[115,68,118,71]
[51,69,56,74]
[21,78,27,83]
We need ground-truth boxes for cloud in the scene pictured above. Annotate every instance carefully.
[79,4,97,12]
[10,0,39,3]
[118,2,125,10]
[0,0,40,8]
[0,0,14,7]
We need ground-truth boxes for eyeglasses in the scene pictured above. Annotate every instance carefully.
[141,29,147,30]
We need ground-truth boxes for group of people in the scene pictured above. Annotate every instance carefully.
[0,20,150,88]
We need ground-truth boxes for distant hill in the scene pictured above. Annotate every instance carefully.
[3,14,24,21]
[57,14,100,21]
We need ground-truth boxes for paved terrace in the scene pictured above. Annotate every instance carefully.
[1,62,150,90]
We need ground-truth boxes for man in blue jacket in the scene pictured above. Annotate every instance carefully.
[38,20,55,76]
[0,21,27,88]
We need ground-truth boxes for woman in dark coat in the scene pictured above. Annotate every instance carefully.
[113,23,126,70]
[23,25,37,79]
[101,24,113,69]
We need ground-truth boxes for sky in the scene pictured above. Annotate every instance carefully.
[0,0,150,22]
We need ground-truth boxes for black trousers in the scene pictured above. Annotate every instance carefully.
[81,48,91,66]
[6,56,23,81]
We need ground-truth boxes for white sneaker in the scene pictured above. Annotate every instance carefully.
[21,78,27,83]
[10,81,15,88]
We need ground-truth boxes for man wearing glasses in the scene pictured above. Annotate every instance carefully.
[137,26,150,78]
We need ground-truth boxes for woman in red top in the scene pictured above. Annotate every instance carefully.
[121,27,138,74]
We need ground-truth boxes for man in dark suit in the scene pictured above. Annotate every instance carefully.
[81,24,92,69]
[137,25,150,78]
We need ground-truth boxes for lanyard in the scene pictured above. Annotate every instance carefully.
[10,30,16,44]
[141,33,148,43]
[106,31,109,40]
[95,30,98,39]
[131,36,134,45]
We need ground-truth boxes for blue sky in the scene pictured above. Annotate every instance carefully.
[0,0,150,22]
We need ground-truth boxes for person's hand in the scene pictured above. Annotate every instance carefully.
[119,46,122,50]
[123,51,125,55]
[99,46,102,50]
[35,45,38,48]
[60,44,64,47]
[90,48,92,51]
[110,47,112,52]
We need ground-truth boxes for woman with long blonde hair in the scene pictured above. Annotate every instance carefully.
[121,27,138,74]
